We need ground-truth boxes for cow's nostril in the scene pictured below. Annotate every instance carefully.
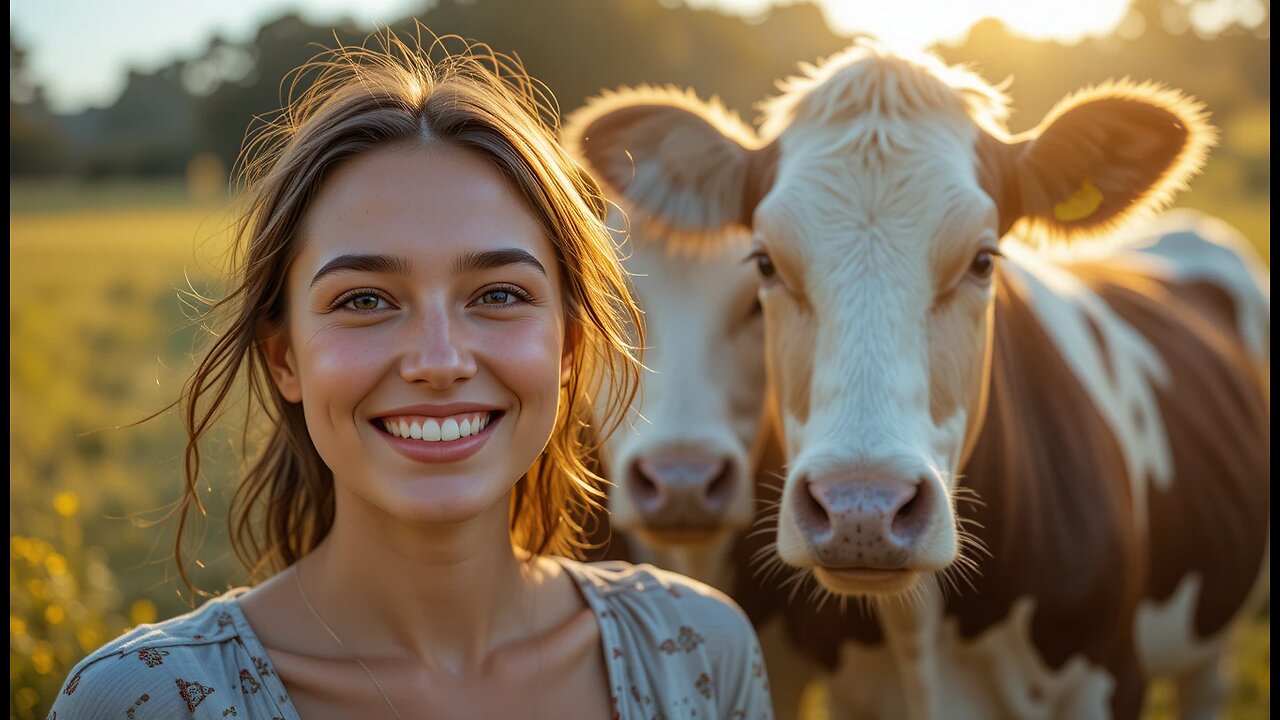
[895,491,918,523]
[800,479,833,534]
[630,460,660,504]
[705,459,734,508]
[890,479,929,539]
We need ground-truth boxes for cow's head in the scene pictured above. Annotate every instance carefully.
[565,89,768,580]
[573,43,1213,596]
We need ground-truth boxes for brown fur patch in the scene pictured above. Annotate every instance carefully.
[954,268,1144,681]
[1071,265,1269,637]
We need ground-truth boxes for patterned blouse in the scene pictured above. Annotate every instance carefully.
[48,558,773,719]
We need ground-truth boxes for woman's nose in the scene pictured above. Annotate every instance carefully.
[398,304,478,389]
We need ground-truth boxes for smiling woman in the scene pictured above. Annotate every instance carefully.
[269,143,580,534]
[48,29,773,719]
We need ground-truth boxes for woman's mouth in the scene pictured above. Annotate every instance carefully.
[376,411,498,442]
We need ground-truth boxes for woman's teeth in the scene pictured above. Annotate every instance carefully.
[381,413,492,442]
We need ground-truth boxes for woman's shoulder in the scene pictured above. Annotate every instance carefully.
[558,558,756,654]
[559,558,773,718]
[48,590,270,718]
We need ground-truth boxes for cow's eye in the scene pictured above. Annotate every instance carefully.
[749,251,777,280]
[969,248,1001,280]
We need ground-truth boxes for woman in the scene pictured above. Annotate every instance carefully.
[51,33,772,719]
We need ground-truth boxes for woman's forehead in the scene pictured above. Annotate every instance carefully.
[295,143,559,274]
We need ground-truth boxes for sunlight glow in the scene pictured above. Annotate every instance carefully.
[817,0,1132,50]
[684,0,1134,50]
[12,0,1267,112]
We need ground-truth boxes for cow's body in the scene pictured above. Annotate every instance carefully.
[571,42,1269,719]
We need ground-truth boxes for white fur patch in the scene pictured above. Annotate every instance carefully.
[1135,574,1224,678]
[1118,210,1267,369]
[1137,526,1270,680]
[825,597,1115,719]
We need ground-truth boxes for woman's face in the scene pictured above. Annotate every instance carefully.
[264,142,570,525]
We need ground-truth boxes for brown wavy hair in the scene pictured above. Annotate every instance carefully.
[173,29,642,596]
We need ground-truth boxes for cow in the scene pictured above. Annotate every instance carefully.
[568,41,1269,719]
[564,91,771,590]
[565,92,827,716]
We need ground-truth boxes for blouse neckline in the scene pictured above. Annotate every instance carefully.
[220,556,620,719]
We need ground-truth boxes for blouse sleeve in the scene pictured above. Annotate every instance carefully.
[46,649,192,720]
[563,560,777,719]
[705,595,775,719]
[641,567,776,719]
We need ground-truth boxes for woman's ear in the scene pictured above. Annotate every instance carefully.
[259,322,303,403]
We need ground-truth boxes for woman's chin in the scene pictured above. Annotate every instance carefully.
[356,477,512,527]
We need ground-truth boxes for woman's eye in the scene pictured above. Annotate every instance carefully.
[473,286,530,307]
[479,289,513,305]
[969,249,999,280]
[345,293,384,311]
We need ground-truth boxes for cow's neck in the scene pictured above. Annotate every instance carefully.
[629,539,738,592]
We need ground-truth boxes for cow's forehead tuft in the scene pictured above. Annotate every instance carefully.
[760,39,1011,143]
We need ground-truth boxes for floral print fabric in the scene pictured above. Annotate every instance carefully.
[48,558,773,719]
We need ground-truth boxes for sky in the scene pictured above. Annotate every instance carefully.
[9,0,1265,113]
[10,0,424,112]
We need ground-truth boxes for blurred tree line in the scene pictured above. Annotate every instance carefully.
[9,0,1269,187]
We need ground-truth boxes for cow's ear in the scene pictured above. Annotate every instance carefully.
[563,86,775,249]
[1009,80,1214,239]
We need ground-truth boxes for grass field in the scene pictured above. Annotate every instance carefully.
[8,181,1269,719]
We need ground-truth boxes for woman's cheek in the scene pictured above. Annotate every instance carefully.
[305,327,390,389]
[479,316,564,393]
[483,310,561,353]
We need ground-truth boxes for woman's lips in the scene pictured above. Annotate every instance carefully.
[379,411,493,442]
[373,412,502,464]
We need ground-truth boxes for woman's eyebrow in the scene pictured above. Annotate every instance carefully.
[310,253,412,288]
[309,249,547,288]
[453,248,547,277]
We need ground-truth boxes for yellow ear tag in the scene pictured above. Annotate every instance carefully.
[1053,178,1103,222]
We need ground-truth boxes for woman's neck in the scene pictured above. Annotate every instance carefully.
[296,485,551,675]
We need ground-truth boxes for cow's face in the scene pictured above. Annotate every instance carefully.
[755,118,999,595]
[598,220,766,549]
[568,45,1210,597]
[564,94,770,564]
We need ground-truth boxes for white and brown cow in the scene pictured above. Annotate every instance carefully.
[565,91,771,590]
[571,43,1269,719]
[565,96,825,714]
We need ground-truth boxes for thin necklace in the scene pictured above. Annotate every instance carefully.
[293,563,404,719]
